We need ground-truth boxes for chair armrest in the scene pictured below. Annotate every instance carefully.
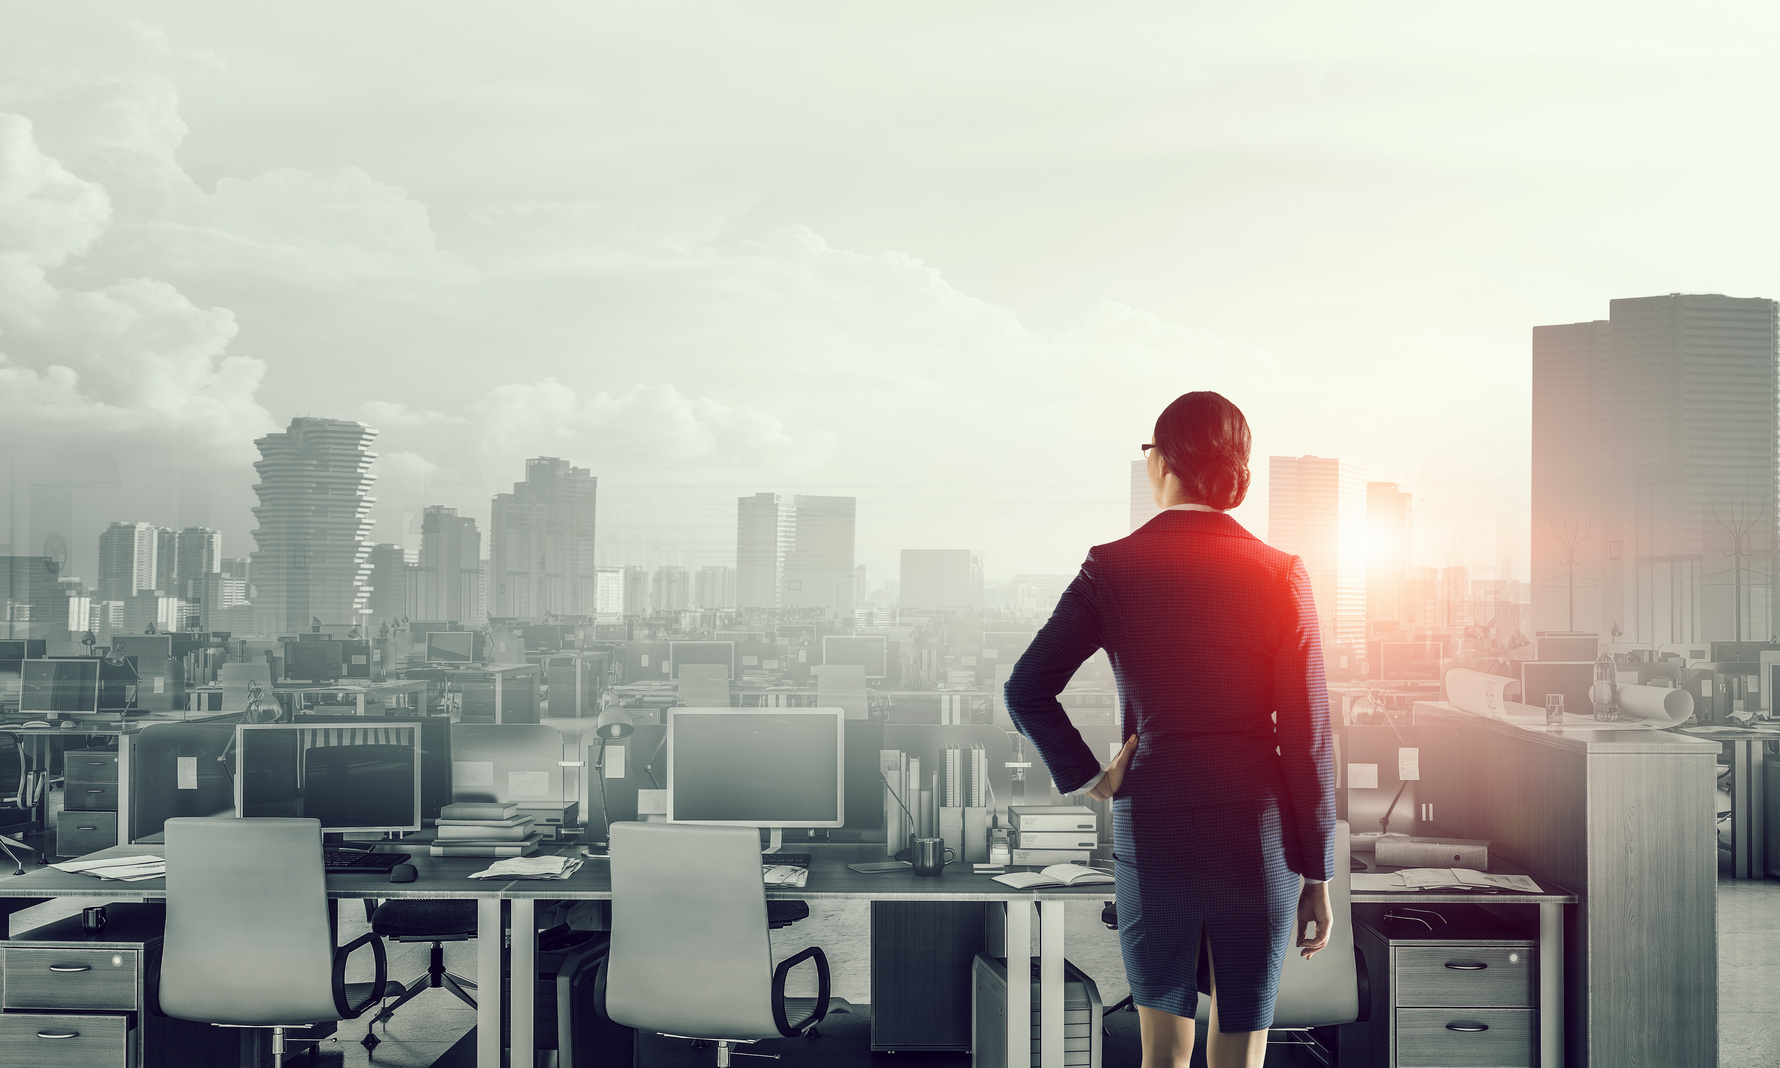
[771,946,831,1037]
[332,931,389,1019]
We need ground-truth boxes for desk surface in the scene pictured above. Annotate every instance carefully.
[1414,701,1724,754]
[0,712,238,736]
[0,840,1574,907]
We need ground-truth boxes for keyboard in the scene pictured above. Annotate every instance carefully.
[323,850,411,874]
[761,852,813,870]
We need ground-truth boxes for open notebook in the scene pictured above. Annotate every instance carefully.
[992,863,1114,890]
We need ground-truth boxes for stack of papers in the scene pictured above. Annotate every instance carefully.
[764,865,810,888]
[1353,867,1541,893]
[466,855,583,881]
[52,855,166,882]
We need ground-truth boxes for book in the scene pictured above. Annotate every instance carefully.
[992,863,1115,890]
[436,819,536,840]
[1013,830,1098,851]
[430,832,544,857]
[1010,847,1094,866]
[435,814,532,828]
[439,801,518,821]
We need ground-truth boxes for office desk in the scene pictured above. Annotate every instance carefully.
[0,843,516,1068]
[270,681,431,717]
[1672,724,1777,878]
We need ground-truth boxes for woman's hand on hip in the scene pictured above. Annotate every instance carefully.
[1086,734,1137,801]
[1296,880,1333,959]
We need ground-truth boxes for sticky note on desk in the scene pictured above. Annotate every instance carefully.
[606,745,626,779]
[1347,763,1379,790]
[177,756,198,790]
[1398,748,1420,781]
[636,789,668,815]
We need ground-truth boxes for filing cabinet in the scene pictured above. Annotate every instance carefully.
[57,745,120,858]
[1339,904,1539,1068]
[0,903,233,1068]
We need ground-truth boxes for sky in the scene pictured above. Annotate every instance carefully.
[7,2,1780,589]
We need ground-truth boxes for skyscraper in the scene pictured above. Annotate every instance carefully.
[97,522,159,602]
[1130,459,1159,531]
[0,555,67,639]
[1533,294,1779,643]
[781,495,856,614]
[1268,455,1367,650]
[154,527,177,593]
[249,417,379,635]
[900,549,985,609]
[651,565,691,613]
[173,527,221,595]
[622,565,650,616]
[489,457,598,619]
[694,565,737,610]
[737,492,793,609]
[417,506,482,622]
[1366,482,1413,630]
[365,543,407,623]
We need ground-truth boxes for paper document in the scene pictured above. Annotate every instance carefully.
[764,865,810,887]
[467,855,583,880]
[1355,867,1541,893]
[52,855,167,881]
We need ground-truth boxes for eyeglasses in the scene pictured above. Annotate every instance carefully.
[1140,443,1156,454]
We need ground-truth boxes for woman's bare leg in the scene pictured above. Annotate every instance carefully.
[1134,1003,1196,1068]
[1204,942,1270,1068]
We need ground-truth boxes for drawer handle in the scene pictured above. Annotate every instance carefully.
[37,1030,81,1039]
[84,788,104,794]
[76,826,98,831]
[1445,1021,1490,1033]
[48,964,92,972]
[1443,960,1489,970]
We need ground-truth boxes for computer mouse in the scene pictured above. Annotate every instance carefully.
[387,863,418,883]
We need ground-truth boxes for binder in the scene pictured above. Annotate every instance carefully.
[944,745,960,808]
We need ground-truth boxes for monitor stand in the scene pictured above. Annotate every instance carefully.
[762,827,783,854]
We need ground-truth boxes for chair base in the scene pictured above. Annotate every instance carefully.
[362,941,476,1058]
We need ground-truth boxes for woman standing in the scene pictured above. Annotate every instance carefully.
[1003,391,1335,1068]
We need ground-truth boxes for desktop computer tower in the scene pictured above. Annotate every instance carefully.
[972,954,1103,1068]
[505,927,636,1067]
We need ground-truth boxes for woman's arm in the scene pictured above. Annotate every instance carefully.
[1003,557,1106,795]
[1275,555,1337,882]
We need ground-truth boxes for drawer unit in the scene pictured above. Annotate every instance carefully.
[64,750,119,784]
[63,780,119,812]
[3,947,140,1011]
[1393,944,1536,1008]
[1395,1007,1537,1067]
[0,1012,135,1068]
[1340,904,1539,1068]
[56,811,120,859]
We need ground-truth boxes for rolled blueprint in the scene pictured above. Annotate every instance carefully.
[1613,683,1695,727]
[1444,668,1521,720]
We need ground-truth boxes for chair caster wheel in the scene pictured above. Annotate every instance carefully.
[806,1027,822,1038]
[691,1040,708,1049]
[362,1029,380,1059]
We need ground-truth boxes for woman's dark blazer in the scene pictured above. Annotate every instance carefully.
[1003,508,1336,882]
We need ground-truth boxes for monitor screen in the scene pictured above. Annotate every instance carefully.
[1519,661,1596,719]
[774,624,818,643]
[428,631,477,664]
[296,714,451,822]
[1709,641,1779,665]
[822,635,889,679]
[0,640,27,659]
[523,625,563,653]
[339,640,372,679]
[1537,634,1599,661]
[1379,642,1443,682]
[283,640,343,682]
[670,640,736,680]
[21,659,100,714]
[236,722,422,832]
[666,708,844,828]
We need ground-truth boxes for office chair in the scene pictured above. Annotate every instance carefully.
[605,821,850,1066]
[158,818,403,1067]
[359,899,478,1058]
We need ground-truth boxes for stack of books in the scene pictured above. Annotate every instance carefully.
[1008,804,1098,866]
[430,801,543,858]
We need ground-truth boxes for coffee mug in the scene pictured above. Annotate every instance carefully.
[911,837,955,877]
[81,906,107,933]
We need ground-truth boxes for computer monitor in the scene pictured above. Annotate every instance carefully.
[1518,661,1596,718]
[774,623,818,643]
[296,713,452,823]
[20,659,101,715]
[427,631,477,664]
[296,632,335,642]
[339,639,372,680]
[666,708,844,846]
[669,640,736,681]
[235,722,423,833]
[1537,634,1599,661]
[1709,641,1779,665]
[523,625,564,653]
[282,640,344,683]
[1378,641,1443,683]
[822,635,888,679]
[0,640,45,660]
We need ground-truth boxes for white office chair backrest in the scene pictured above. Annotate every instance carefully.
[160,817,341,1026]
[1195,819,1359,1029]
[605,821,781,1040]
